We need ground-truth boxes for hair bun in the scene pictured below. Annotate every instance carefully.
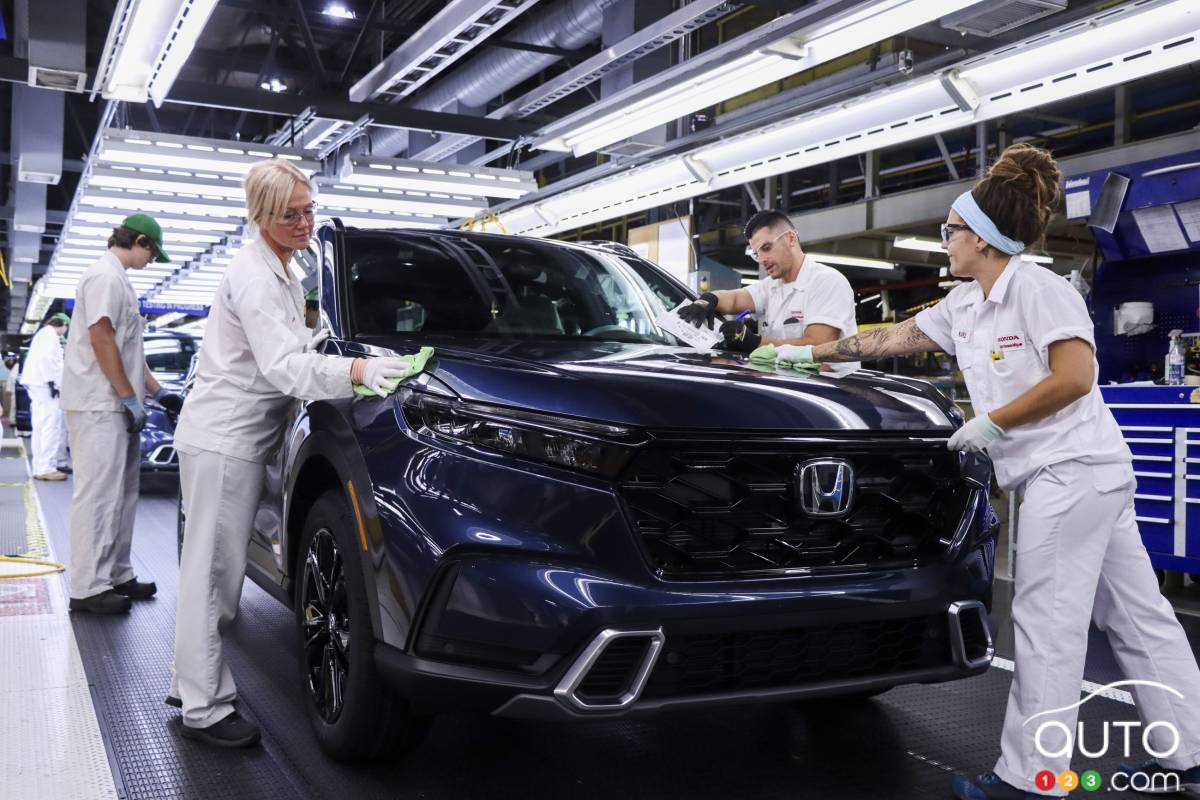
[991,143,1062,215]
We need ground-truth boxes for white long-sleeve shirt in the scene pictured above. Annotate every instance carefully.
[174,237,355,463]
[20,325,64,388]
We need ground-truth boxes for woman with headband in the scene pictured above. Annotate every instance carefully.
[786,144,1200,799]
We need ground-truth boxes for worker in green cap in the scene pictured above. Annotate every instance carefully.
[59,213,184,615]
[21,311,71,480]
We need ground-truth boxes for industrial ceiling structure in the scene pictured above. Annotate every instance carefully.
[0,0,1197,344]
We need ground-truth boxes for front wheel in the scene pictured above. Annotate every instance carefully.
[295,490,428,760]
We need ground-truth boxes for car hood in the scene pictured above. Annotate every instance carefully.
[362,336,957,433]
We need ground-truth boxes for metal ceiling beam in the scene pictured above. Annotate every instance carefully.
[348,0,541,103]
[165,79,541,140]
[290,0,328,86]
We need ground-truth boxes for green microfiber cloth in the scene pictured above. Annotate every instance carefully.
[778,358,821,375]
[353,346,436,398]
[748,344,778,365]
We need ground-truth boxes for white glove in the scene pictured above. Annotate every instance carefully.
[947,413,1005,453]
[305,326,330,353]
[361,357,413,395]
[776,345,814,363]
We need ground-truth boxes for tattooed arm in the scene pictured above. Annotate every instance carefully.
[812,317,942,363]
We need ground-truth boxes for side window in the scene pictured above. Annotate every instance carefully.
[348,237,489,337]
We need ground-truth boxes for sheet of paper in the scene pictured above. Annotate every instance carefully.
[656,301,724,349]
[1175,199,1200,243]
[1064,191,1091,220]
[1132,206,1188,253]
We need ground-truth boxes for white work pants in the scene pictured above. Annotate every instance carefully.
[29,384,68,475]
[65,410,139,599]
[172,446,265,729]
[994,459,1200,795]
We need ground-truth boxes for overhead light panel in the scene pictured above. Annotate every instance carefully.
[893,235,1053,263]
[533,0,987,157]
[339,156,537,200]
[809,253,896,271]
[93,0,220,106]
[97,129,318,176]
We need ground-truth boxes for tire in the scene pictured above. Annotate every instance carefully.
[295,490,429,761]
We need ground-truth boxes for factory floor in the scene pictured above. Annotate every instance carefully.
[4,439,1198,799]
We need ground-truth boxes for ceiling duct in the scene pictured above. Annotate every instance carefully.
[11,83,64,185]
[367,0,617,158]
[16,0,87,92]
[940,0,1066,37]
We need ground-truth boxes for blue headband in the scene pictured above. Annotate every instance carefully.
[951,190,1025,255]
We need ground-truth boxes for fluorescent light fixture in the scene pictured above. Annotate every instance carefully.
[893,235,1053,263]
[319,210,448,231]
[320,187,484,219]
[534,0,985,157]
[323,3,356,19]
[74,206,240,232]
[79,188,245,219]
[94,0,220,106]
[260,77,288,93]
[339,156,536,199]
[491,0,1199,237]
[88,165,245,200]
[893,235,945,254]
[97,129,319,176]
[809,252,896,270]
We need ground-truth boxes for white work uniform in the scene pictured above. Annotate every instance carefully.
[60,252,146,600]
[22,325,69,475]
[172,237,355,730]
[916,256,1200,795]
[746,256,860,372]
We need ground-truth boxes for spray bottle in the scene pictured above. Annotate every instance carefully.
[1167,329,1186,386]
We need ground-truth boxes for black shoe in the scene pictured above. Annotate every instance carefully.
[951,772,1042,799]
[181,712,261,748]
[57,466,72,475]
[113,577,157,599]
[68,590,131,614]
[165,695,181,708]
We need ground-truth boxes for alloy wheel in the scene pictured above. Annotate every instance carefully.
[300,528,351,723]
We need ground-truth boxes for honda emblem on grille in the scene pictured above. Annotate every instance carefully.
[795,458,855,518]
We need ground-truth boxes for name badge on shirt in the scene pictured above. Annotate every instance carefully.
[996,334,1026,353]
[789,309,805,320]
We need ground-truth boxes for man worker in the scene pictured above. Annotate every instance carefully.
[60,213,184,614]
[21,312,71,480]
[678,210,860,371]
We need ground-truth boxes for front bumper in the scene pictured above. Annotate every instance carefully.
[375,536,996,719]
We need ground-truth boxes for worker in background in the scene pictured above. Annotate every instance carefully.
[677,209,859,371]
[60,214,184,615]
[792,143,1200,800]
[169,159,415,749]
[21,312,71,480]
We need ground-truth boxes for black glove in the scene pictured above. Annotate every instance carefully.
[156,392,184,414]
[678,293,719,329]
[718,319,762,353]
[48,381,59,399]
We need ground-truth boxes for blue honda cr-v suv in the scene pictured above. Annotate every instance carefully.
[213,220,998,761]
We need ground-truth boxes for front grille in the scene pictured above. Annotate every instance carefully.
[574,637,653,704]
[619,439,973,578]
[642,617,942,699]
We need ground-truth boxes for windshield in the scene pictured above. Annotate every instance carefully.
[345,233,691,343]
[144,336,196,379]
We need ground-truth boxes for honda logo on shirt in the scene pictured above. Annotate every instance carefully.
[795,458,855,517]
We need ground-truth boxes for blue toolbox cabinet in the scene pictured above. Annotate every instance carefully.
[1101,384,1200,576]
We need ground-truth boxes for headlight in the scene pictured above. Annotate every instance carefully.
[402,394,643,478]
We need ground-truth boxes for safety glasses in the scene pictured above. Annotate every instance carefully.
[940,223,972,243]
[745,230,791,263]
